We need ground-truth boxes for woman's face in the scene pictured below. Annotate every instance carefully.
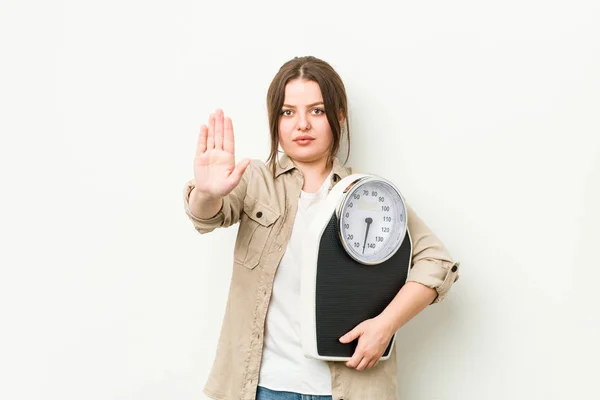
[278,79,334,166]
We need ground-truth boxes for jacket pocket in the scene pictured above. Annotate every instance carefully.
[234,194,280,269]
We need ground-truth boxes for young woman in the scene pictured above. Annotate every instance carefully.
[183,56,460,400]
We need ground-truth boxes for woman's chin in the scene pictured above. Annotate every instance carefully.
[285,150,329,164]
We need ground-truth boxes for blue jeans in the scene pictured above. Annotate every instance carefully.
[256,386,333,400]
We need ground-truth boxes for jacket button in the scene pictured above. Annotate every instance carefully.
[451,265,458,272]
[256,211,263,218]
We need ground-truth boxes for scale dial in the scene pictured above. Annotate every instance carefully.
[337,177,407,265]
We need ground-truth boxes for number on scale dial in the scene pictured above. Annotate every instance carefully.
[338,178,407,265]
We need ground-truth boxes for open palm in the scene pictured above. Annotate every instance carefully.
[194,109,251,200]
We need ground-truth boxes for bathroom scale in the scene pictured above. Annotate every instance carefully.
[301,173,412,361]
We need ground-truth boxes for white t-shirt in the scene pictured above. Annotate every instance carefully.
[257,170,334,395]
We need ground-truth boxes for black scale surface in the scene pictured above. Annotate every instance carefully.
[315,213,412,358]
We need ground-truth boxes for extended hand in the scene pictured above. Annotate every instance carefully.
[193,109,251,200]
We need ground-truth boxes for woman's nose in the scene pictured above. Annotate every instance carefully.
[297,115,311,131]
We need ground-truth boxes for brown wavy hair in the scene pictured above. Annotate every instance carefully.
[265,56,351,177]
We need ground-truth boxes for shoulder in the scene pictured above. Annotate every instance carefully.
[240,159,269,180]
[243,158,283,190]
[248,158,272,178]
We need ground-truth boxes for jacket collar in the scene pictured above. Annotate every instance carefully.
[274,152,351,183]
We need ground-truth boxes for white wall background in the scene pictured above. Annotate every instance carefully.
[1,0,598,399]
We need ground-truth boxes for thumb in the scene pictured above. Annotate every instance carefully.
[339,325,362,343]
[227,158,251,186]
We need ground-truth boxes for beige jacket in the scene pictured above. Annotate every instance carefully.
[183,153,460,400]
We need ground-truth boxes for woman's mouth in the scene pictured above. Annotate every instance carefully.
[294,136,315,146]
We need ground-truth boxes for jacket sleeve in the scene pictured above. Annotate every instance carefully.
[182,160,255,234]
[405,203,460,304]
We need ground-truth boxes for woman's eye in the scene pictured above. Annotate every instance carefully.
[312,108,325,115]
[281,109,292,116]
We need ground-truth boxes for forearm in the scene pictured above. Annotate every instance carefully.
[378,281,437,333]
[188,188,223,219]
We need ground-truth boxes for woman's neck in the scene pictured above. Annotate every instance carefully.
[295,157,333,193]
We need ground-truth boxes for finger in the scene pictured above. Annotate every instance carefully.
[214,109,224,150]
[372,359,379,369]
[223,116,235,154]
[196,125,208,156]
[226,158,251,186]
[356,357,370,371]
[345,349,363,369]
[366,359,378,370]
[207,113,215,150]
[340,327,361,344]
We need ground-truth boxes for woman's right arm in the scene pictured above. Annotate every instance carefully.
[182,109,252,234]
[183,161,253,234]
[188,189,223,220]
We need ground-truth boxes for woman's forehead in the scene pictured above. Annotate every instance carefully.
[284,79,323,104]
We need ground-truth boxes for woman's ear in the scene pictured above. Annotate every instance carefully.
[338,111,346,129]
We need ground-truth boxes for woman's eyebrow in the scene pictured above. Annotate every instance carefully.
[282,102,325,108]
